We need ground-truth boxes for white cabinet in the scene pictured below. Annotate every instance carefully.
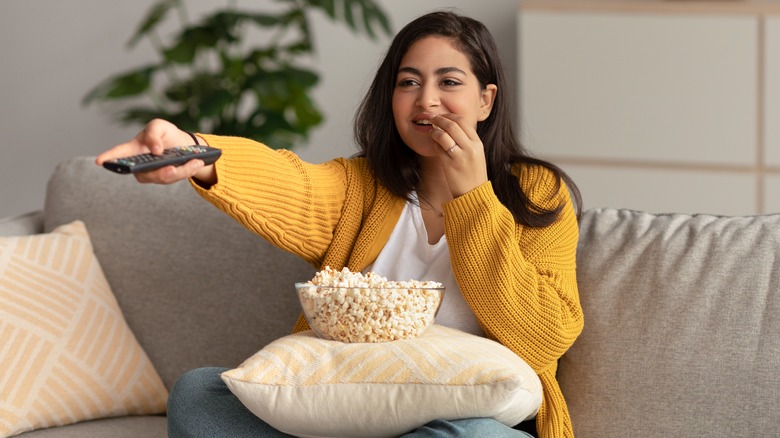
[519,0,780,214]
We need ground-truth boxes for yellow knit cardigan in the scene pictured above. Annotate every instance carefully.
[192,134,583,438]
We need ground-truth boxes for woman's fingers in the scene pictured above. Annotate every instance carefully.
[95,141,144,166]
[431,114,480,154]
[430,113,488,197]
[141,118,187,155]
[134,159,206,185]
[430,115,460,155]
[95,119,192,166]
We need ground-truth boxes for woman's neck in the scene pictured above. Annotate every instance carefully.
[417,159,452,202]
[416,158,453,228]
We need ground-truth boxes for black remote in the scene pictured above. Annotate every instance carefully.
[103,145,222,174]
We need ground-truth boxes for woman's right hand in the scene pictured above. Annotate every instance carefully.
[95,118,216,185]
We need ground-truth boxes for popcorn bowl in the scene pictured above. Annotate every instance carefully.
[295,282,445,343]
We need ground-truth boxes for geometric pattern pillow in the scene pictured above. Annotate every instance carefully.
[222,324,542,438]
[0,221,168,437]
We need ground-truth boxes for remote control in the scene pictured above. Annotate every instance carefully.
[103,145,222,174]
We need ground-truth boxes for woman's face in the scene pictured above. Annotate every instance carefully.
[392,36,495,158]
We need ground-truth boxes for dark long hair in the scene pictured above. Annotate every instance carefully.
[354,10,581,227]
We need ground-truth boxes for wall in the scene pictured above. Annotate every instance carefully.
[0,0,517,219]
[519,0,780,215]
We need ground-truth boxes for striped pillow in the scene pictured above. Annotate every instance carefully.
[222,325,542,438]
[0,221,167,436]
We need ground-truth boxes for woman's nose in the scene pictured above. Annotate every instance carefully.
[416,84,440,109]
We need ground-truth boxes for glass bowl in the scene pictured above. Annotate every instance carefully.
[294,283,445,343]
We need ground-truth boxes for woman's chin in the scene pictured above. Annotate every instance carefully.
[406,142,440,158]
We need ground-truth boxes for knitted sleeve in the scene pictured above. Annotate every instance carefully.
[443,164,582,373]
[189,134,351,267]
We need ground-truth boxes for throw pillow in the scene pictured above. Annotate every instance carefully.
[0,221,168,437]
[222,324,542,438]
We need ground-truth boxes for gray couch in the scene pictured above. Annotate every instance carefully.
[3,156,779,437]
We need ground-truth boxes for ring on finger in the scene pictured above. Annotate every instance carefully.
[446,144,458,153]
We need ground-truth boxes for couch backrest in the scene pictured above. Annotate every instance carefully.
[43,157,315,389]
[562,208,780,437]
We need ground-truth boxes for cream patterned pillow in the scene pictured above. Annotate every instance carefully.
[222,324,542,438]
[0,221,168,437]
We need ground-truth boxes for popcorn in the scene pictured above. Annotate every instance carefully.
[297,267,443,343]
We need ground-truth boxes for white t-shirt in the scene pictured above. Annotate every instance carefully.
[364,194,484,337]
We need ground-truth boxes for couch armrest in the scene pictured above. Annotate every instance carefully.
[0,210,44,237]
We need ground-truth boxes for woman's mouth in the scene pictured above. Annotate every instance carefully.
[412,118,434,133]
[413,116,444,133]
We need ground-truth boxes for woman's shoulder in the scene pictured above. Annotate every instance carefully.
[511,161,569,210]
[512,161,561,190]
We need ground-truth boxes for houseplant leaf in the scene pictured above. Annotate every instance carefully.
[127,0,179,48]
[82,66,156,105]
[84,0,392,150]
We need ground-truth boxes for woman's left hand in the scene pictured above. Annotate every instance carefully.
[430,113,489,197]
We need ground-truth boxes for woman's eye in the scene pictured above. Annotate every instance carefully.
[397,78,418,87]
[441,79,461,87]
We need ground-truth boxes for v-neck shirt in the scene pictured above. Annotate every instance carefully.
[364,194,484,336]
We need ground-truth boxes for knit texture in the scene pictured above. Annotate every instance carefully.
[192,134,583,438]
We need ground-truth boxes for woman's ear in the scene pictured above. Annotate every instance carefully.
[479,84,498,121]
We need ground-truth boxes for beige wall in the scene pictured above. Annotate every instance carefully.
[519,0,780,215]
[0,0,517,219]
[13,0,775,218]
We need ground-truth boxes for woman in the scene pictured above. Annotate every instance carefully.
[97,10,583,438]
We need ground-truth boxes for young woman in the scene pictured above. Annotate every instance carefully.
[97,10,583,438]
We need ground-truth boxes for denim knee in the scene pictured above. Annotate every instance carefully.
[167,367,293,438]
[403,418,534,438]
[167,367,230,438]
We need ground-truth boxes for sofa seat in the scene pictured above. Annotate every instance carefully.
[19,416,166,438]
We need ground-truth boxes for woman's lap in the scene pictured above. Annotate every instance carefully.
[167,367,534,438]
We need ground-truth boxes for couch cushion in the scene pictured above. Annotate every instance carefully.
[43,157,315,389]
[0,221,167,436]
[0,211,44,237]
[17,415,166,438]
[561,208,780,437]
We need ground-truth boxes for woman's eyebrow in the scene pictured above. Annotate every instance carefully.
[397,66,467,76]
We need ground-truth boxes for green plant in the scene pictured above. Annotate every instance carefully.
[83,0,391,149]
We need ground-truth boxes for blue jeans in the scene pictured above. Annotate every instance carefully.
[167,367,535,437]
